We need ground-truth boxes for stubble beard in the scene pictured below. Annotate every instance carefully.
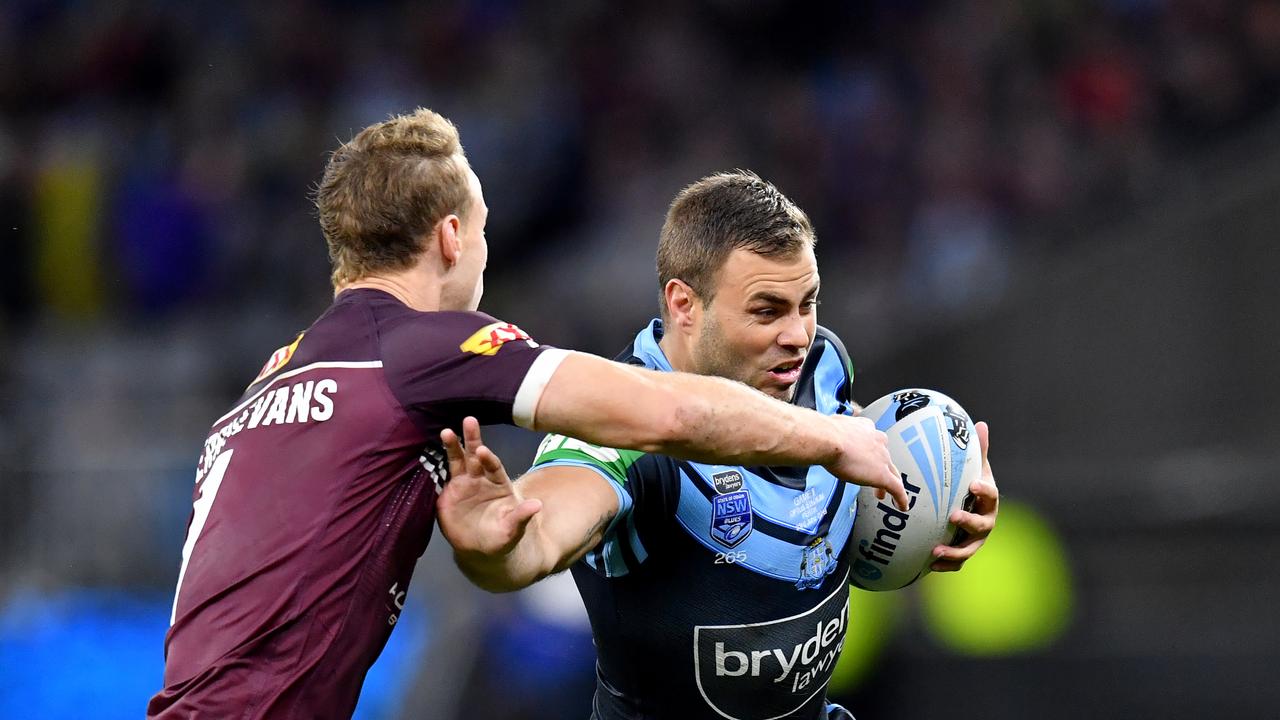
[692,315,796,403]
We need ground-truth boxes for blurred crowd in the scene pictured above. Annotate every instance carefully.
[4,1,1280,332]
[2,0,1280,613]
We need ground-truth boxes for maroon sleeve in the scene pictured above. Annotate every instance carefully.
[375,308,553,432]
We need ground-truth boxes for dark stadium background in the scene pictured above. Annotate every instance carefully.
[2,1,1278,718]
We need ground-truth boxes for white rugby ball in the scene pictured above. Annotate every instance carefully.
[849,389,980,592]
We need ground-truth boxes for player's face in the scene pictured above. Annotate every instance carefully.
[689,247,819,401]
[451,164,489,311]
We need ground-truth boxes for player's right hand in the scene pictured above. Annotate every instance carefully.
[828,415,910,511]
[438,417,543,558]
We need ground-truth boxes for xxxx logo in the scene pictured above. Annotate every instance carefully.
[460,322,535,356]
[252,333,304,385]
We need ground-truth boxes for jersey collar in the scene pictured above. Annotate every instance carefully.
[632,319,674,372]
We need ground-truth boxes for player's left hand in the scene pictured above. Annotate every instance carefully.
[437,417,543,559]
[930,420,998,572]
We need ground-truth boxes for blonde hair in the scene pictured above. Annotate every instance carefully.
[316,108,472,287]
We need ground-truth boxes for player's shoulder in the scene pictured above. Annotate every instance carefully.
[367,298,501,337]
[241,293,386,392]
[362,296,540,362]
[334,288,509,333]
[251,291,523,371]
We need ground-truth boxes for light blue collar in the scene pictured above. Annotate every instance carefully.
[632,318,674,372]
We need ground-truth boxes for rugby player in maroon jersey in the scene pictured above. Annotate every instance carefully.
[148,109,908,719]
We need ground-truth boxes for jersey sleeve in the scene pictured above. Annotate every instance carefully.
[378,310,566,432]
[531,434,650,578]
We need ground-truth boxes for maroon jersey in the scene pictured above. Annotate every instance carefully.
[148,288,563,719]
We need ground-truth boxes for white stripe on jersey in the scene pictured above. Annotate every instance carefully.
[215,361,384,425]
[512,348,571,429]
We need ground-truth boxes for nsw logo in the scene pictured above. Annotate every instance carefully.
[711,470,744,494]
[710,490,753,548]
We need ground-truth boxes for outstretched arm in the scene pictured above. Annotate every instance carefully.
[930,421,999,572]
[530,352,908,510]
[437,418,619,592]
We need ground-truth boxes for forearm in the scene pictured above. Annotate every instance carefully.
[449,466,620,592]
[451,516,556,593]
[651,371,846,467]
[533,353,845,468]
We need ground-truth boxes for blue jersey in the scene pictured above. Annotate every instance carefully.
[531,320,862,720]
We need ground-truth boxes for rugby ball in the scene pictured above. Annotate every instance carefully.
[849,389,980,591]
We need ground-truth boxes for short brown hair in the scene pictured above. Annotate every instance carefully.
[657,170,815,313]
[316,108,472,287]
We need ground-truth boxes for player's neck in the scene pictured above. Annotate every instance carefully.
[337,275,443,313]
[657,331,694,373]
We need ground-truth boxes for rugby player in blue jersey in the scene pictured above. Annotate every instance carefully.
[438,171,1000,720]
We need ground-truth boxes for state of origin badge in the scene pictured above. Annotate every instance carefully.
[710,491,753,548]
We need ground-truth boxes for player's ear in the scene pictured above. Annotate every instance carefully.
[664,279,699,330]
[437,214,463,268]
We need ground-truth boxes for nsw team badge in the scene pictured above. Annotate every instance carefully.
[710,490,753,548]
